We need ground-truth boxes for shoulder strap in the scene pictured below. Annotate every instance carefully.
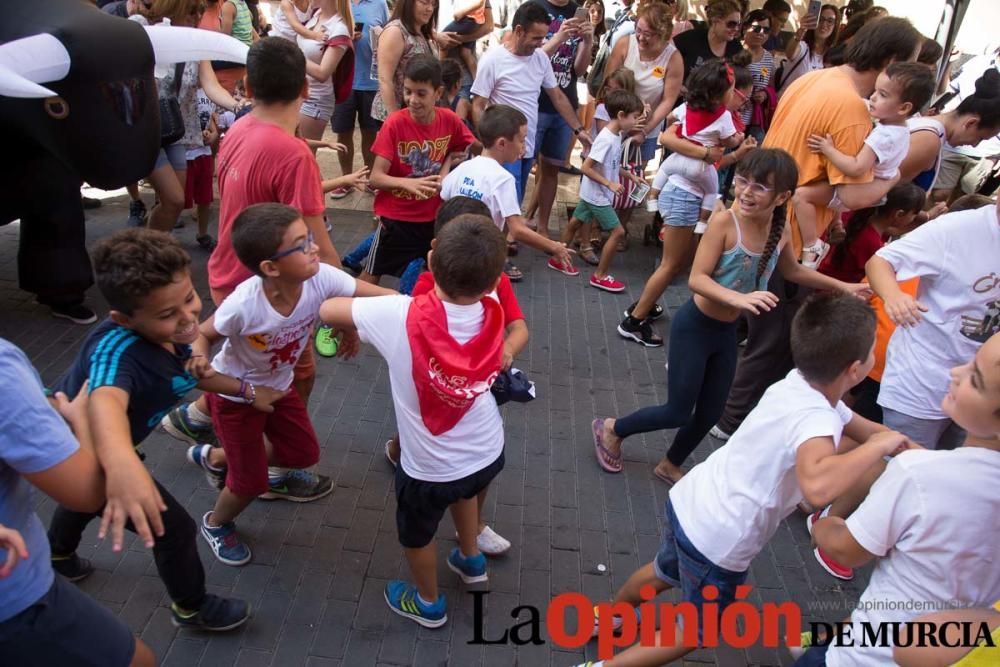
[728,208,743,246]
[173,62,185,96]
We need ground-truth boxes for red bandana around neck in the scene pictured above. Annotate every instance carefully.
[406,290,505,435]
[680,104,727,142]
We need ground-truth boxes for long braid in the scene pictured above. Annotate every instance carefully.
[755,202,786,290]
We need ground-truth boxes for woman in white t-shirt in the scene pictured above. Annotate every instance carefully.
[297,0,354,141]
[775,4,839,97]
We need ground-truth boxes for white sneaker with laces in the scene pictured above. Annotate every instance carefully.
[476,525,511,555]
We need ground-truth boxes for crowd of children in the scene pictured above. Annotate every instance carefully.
[2,1,1000,666]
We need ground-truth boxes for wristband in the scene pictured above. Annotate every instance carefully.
[243,382,256,405]
[574,126,585,135]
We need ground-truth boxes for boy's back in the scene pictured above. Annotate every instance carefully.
[670,369,853,572]
[54,319,198,445]
[440,155,520,231]
[827,447,1000,667]
[352,294,503,481]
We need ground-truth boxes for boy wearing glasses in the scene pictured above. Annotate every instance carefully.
[195,204,394,566]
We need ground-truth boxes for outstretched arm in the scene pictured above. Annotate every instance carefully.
[807,133,877,178]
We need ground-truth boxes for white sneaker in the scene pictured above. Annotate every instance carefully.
[645,198,658,213]
[709,425,731,441]
[476,525,511,556]
[694,221,708,235]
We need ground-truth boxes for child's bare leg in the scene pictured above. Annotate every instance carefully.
[476,486,490,533]
[612,562,671,605]
[460,47,477,78]
[596,224,624,278]
[449,496,481,557]
[792,181,834,248]
[561,216,582,245]
[604,625,694,666]
[834,178,894,211]
[404,544,439,602]
[209,488,254,526]
[826,457,886,519]
[196,202,212,237]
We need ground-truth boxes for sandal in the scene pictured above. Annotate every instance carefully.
[384,439,398,468]
[592,418,622,473]
[580,247,599,266]
[504,260,524,282]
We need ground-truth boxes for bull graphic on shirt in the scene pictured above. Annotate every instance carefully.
[267,338,302,372]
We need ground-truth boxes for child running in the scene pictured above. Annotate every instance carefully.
[320,215,510,629]
[595,149,869,483]
[196,204,395,566]
[561,89,646,292]
[794,62,936,267]
[801,332,1000,666]
[578,293,916,667]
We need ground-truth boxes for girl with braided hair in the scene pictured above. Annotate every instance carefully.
[593,149,870,483]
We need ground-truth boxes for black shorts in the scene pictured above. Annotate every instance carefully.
[0,575,136,667]
[395,450,505,548]
[331,89,382,133]
[366,216,435,278]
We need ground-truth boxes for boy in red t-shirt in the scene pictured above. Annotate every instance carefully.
[362,54,478,285]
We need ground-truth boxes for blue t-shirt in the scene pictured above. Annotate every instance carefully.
[353,0,390,91]
[0,340,80,622]
[54,320,197,446]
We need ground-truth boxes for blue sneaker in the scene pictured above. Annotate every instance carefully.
[447,547,488,584]
[398,258,426,295]
[200,512,251,566]
[383,580,447,628]
[186,444,226,490]
[342,233,374,275]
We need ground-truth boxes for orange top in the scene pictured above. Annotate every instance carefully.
[868,278,920,383]
[762,67,874,256]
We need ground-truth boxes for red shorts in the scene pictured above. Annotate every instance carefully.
[206,391,320,497]
[209,285,316,382]
[185,154,214,208]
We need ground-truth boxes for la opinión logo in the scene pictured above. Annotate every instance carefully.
[467,587,996,660]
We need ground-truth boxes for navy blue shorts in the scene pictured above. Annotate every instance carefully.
[395,451,505,548]
[654,498,749,644]
[0,574,135,666]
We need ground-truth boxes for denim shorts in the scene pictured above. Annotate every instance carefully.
[658,184,702,227]
[654,498,748,644]
[640,135,660,164]
[535,111,573,164]
[154,141,187,172]
[300,94,335,120]
[330,89,381,132]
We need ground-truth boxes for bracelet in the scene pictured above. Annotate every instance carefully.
[243,382,256,405]
[704,147,711,161]
[237,378,246,401]
[574,126,585,135]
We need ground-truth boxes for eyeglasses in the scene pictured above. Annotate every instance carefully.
[269,231,316,261]
[733,88,749,104]
[818,16,837,25]
[734,175,773,195]
[724,20,741,29]
[635,29,658,39]
[747,24,771,34]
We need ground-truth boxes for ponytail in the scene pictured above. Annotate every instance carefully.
[829,181,925,269]
[337,0,354,34]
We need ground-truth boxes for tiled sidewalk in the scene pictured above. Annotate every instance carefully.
[0,188,869,666]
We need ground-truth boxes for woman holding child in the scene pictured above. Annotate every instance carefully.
[593,149,869,484]
[296,0,355,142]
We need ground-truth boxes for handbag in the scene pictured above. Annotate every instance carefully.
[159,63,186,147]
[612,137,645,210]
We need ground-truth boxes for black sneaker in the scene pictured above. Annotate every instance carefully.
[51,553,94,582]
[258,469,334,502]
[126,199,147,227]
[617,316,663,347]
[171,594,251,632]
[50,303,97,325]
[624,302,665,321]
[81,195,102,210]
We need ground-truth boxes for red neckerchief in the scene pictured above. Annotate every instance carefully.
[406,290,504,435]
[681,104,727,143]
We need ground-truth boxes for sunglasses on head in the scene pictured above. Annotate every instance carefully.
[747,24,771,34]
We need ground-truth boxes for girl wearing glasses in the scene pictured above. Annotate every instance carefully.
[738,9,775,142]
[593,149,868,483]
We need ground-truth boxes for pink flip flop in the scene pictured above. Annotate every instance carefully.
[592,418,622,473]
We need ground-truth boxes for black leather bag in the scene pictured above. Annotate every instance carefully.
[159,63,186,147]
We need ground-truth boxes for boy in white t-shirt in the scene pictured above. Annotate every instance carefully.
[576,294,915,667]
[185,88,220,250]
[194,203,394,566]
[866,202,1000,450]
[801,332,1000,667]
[439,104,575,275]
[794,62,936,268]
[561,89,645,293]
[320,216,510,629]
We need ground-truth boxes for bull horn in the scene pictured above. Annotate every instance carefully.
[144,26,249,65]
[0,63,58,98]
[0,33,71,90]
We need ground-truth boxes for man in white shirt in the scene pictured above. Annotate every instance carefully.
[471,1,591,204]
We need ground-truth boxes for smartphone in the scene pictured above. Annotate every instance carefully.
[806,0,822,21]
[355,21,365,33]
[573,6,588,22]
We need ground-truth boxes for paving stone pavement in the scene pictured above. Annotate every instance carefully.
[0,194,872,667]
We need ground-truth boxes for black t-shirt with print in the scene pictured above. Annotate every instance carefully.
[535,0,583,113]
[673,28,744,84]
